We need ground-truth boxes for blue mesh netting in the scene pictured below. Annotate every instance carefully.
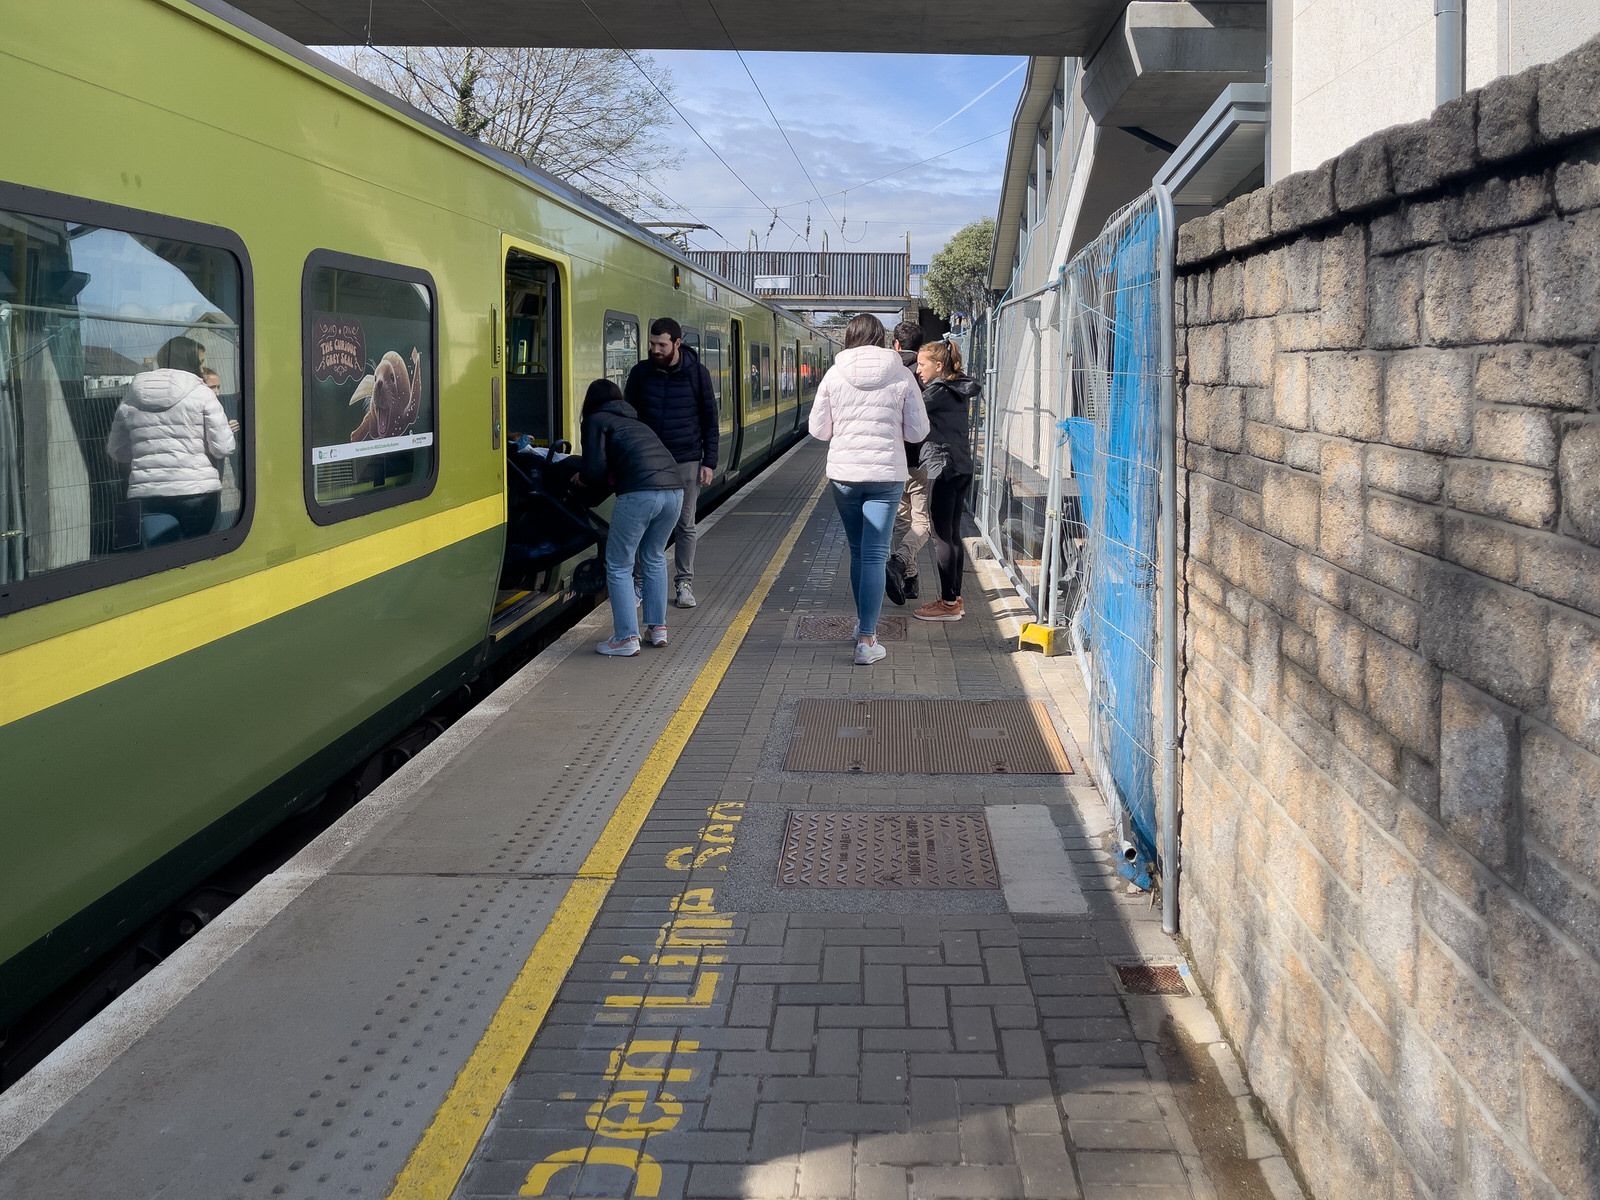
[1065,204,1162,884]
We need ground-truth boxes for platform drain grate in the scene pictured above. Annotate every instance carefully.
[1115,964,1189,995]
[794,614,907,641]
[785,698,1074,774]
[778,810,1000,889]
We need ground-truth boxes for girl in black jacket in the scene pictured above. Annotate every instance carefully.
[911,340,981,622]
[579,379,685,655]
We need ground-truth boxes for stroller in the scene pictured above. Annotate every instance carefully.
[501,444,611,596]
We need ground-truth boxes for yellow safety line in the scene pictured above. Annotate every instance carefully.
[387,475,825,1200]
[0,494,505,728]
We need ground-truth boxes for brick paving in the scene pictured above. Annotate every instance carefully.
[456,471,1274,1200]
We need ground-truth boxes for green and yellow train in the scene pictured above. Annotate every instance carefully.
[0,0,835,1028]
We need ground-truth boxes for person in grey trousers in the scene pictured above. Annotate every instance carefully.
[624,316,719,608]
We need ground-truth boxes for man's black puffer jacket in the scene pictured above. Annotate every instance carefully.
[920,375,980,478]
[581,397,684,496]
[624,344,719,469]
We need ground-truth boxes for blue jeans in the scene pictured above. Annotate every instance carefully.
[607,488,683,641]
[830,479,905,639]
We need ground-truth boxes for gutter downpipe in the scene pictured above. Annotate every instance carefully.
[1153,183,1180,936]
[1435,0,1465,104]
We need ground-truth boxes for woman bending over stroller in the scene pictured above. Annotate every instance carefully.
[579,379,685,656]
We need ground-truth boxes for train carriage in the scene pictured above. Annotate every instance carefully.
[0,0,836,1030]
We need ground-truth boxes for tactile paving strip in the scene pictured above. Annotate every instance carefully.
[1115,964,1189,995]
[777,810,1000,889]
[794,614,908,641]
[785,698,1075,774]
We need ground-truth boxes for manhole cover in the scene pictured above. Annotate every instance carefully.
[795,614,907,641]
[1115,964,1188,995]
[785,699,1074,774]
[777,810,1000,889]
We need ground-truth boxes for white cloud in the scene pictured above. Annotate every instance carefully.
[642,50,1023,260]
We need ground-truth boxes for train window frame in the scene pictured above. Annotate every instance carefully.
[603,310,640,389]
[0,180,255,618]
[301,250,440,526]
[703,331,723,403]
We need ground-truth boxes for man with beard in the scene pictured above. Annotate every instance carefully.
[624,317,718,608]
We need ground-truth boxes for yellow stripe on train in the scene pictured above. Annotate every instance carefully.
[0,495,505,729]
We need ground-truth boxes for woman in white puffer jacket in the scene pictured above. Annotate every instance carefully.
[107,336,237,541]
[808,314,930,665]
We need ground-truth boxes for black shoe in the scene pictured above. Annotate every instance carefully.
[903,570,920,600]
[885,556,907,606]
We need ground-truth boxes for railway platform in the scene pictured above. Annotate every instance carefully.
[0,439,1301,1200]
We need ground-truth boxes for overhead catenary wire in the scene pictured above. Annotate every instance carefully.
[684,128,1010,215]
[703,0,841,234]
[575,0,808,245]
[336,3,1004,252]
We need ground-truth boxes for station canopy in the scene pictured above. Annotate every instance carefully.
[222,0,1127,55]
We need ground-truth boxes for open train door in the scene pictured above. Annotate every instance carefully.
[492,236,581,645]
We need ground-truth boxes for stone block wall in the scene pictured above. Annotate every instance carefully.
[1173,36,1600,1199]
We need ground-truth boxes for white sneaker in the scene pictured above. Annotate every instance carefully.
[598,636,640,657]
[675,583,697,609]
[854,638,887,666]
[646,625,668,647]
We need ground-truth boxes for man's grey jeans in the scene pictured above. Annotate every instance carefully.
[637,458,703,588]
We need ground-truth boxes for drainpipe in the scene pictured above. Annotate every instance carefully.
[1435,0,1465,104]
[1153,183,1180,936]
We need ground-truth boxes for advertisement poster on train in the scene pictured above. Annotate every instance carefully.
[306,269,435,504]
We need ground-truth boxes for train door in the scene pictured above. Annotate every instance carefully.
[503,246,563,451]
[738,337,772,470]
[496,239,580,632]
[704,327,738,487]
[725,317,745,479]
[776,340,798,437]
[800,342,818,426]
[733,318,763,473]
[758,341,775,455]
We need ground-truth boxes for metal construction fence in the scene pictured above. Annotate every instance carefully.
[970,190,1178,922]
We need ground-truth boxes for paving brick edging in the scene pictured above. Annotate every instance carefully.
[1176,34,1600,269]
[1171,29,1600,1200]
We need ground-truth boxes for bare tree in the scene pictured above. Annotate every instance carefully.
[329,46,683,219]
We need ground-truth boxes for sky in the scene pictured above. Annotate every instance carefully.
[636,51,1025,261]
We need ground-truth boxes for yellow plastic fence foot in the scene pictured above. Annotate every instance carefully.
[1018,623,1064,656]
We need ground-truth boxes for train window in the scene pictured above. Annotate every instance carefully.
[747,346,761,414]
[801,346,818,397]
[703,333,722,404]
[0,185,252,616]
[303,252,436,524]
[604,312,639,387]
[680,326,700,353]
[760,344,773,407]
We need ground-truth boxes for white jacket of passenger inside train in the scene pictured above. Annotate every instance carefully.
[106,368,236,497]
[808,346,929,482]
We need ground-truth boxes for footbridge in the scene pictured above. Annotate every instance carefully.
[685,250,913,315]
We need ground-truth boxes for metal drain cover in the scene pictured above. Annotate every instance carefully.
[785,699,1074,774]
[795,614,907,641]
[778,811,1000,889]
[1115,964,1189,995]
